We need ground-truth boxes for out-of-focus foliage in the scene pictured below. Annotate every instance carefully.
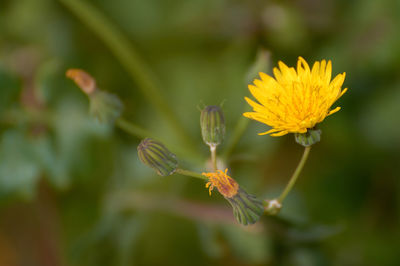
[1,0,400,265]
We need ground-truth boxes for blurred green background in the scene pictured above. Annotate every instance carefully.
[1,0,400,265]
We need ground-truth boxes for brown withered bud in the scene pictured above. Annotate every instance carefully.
[66,68,97,95]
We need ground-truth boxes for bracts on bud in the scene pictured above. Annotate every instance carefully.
[295,128,321,147]
[200,105,225,147]
[137,138,178,176]
[89,90,123,124]
[226,188,264,225]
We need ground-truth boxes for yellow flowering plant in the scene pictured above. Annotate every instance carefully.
[66,56,346,225]
[244,57,347,213]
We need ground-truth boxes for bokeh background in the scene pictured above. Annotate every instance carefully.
[1,0,400,265]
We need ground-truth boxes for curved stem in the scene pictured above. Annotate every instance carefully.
[59,0,196,150]
[115,118,154,139]
[175,169,208,181]
[278,146,311,203]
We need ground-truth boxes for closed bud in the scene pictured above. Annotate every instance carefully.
[200,105,225,147]
[137,138,178,176]
[295,128,321,147]
[89,90,123,124]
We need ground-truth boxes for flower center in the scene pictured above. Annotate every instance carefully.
[202,169,239,198]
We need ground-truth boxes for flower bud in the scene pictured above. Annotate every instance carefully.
[89,90,123,124]
[295,128,321,147]
[137,138,178,176]
[200,105,225,147]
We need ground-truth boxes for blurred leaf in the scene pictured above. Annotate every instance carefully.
[196,223,224,258]
[287,224,342,243]
[0,130,40,199]
[285,247,328,266]
[31,136,69,189]
[220,225,271,264]
[114,215,147,266]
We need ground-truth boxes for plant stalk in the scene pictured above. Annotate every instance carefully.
[175,169,208,181]
[210,145,217,171]
[278,146,311,203]
[59,0,196,150]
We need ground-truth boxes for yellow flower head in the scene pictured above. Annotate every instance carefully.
[202,169,239,198]
[243,57,347,136]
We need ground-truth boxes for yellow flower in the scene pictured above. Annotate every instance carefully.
[243,57,347,136]
[202,169,239,198]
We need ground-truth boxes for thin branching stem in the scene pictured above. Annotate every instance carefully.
[59,0,196,151]
[175,169,208,181]
[115,118,154,139]
[116,118,203,163]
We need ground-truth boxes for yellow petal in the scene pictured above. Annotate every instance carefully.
[271,130,289,137]
[327,106,341,116]
[258,128,281,135]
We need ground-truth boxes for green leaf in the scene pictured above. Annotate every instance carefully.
[0,130,40,199]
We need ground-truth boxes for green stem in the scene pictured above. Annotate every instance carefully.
[176,169,208,181]
[116,118,202,163]
[210,145,217,171]
[278,146,311,203]
[115,118,154,139]
[59,0,196,150]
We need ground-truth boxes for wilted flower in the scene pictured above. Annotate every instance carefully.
[200,105,225,147]
[203,168,238,198]
[244,57,347,137]
[137,138,178,176]
[66,68,97,95]
[202,169,264,225]
[66,68,123,124]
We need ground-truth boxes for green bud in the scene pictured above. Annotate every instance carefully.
[200,105,225,147]
[226,188,264,225]
[295,128,321,147]
[264,199,282,215]
[89,90,123,124]
[137,138,178,176]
